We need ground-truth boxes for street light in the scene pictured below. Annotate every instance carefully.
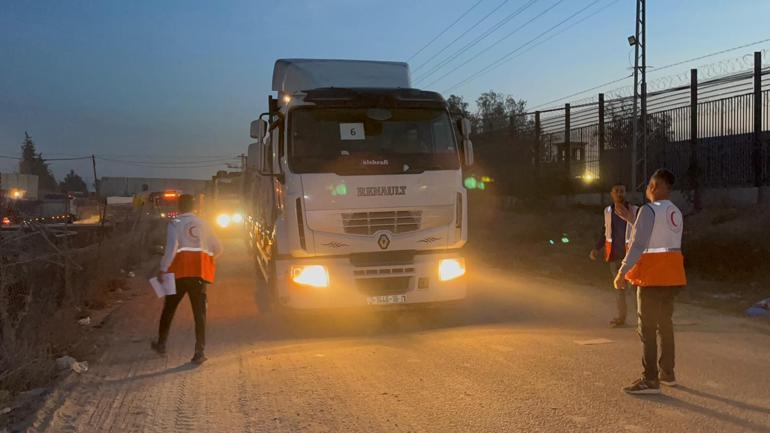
[627,35,637,46]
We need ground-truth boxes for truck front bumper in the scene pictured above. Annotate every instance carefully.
[274,250,467,310]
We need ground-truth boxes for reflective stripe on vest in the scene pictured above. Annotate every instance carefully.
[168,251,216,283]
[625,200,687,287]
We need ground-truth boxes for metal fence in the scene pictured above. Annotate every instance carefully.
[472,52,770,198]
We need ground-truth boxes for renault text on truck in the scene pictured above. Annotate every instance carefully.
[244,59,474,309]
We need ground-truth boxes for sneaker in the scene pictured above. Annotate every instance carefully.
[659,372,677,387]
[623,378,661,395]
[609,318,626,328]
[191,352,207,365]
[150,340,166,355]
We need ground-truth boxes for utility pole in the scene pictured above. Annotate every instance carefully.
[630,0,647,193]
[91,155,99,198]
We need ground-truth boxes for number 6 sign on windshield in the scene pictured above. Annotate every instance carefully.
[339,123,365,140]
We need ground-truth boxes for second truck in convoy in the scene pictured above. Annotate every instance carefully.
[243,59,474,309]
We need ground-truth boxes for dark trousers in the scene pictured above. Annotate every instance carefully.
[637,287,680,381]
[609,261,631,322]
[158,277,207,354]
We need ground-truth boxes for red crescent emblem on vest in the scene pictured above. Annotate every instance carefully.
[669,211,678,227]
[185,222,200,239]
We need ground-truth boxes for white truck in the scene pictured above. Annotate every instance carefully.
[244,59,474,310]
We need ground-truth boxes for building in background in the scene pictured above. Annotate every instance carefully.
[0,173,40,200]
[100,177,210,197]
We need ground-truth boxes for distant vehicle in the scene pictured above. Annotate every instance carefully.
[209,170,244,230]
[244,58,474,310]
[150,190,182,218]
[1,192,79,225]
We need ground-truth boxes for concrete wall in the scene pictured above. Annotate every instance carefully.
[100,177,210,197]
[1,173,39,200]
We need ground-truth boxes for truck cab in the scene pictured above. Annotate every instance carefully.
[244,59,473,309]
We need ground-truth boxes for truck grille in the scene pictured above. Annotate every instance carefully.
[342,211,422,235]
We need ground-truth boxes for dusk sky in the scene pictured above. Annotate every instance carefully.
[1,0,768,181]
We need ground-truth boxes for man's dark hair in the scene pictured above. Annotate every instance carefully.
[651,168,675,188]
[178,194,195,213]
[611,182,626,189]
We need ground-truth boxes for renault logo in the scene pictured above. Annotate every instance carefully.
[377,233,391,250]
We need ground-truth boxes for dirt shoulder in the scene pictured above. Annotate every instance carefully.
[0,258,157,433]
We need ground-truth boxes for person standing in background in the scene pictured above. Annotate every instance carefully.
[590,183,638,328]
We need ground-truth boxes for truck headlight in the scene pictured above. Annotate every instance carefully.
[438,258,466,281]
[232,213,243,223]
[216,214,231,228]
[291,265,329,288]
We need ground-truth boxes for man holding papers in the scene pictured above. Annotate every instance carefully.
[152,194,222,365]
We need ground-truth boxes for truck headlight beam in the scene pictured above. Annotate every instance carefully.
[216,214,231,228]
[438,258,466,281]
[291,265,329,288]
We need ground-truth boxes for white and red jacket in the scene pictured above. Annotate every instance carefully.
[160,213,223,283]
[602,203,638,262]
[620,200,687,287]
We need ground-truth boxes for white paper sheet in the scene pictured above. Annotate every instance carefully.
[149,274,176,298]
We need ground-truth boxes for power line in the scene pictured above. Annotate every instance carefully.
[413,0,512,74]
[443,0,601,93]
[42,156,93,161]
[97,154,238,165]
[425,0,567,89]
[406,0,485,62]
[530,74,631,110]
[530,36,770,110]
[649,37,770,75]
[97,156,238,168]
[514,0,621,61]
[45,152,239,160]
[414,0,541,84]
[96,159,234,169]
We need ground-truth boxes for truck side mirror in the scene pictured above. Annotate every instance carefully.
[458,117,474,166]
[250,119,267,140]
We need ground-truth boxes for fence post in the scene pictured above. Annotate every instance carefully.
[689,68,701,210]
[598,94,605,192]
[753,51,763,191]
[564,103,571,194]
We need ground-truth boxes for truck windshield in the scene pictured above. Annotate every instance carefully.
[289,107,460,174]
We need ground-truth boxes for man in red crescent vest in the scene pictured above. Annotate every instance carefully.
[151,194,222,364]
[590,183,638,327]
[614,169,687,395]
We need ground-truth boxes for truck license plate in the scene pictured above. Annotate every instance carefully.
[367,295,407,305]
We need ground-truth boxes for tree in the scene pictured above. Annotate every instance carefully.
[60,169,88,193]
[504,96,528,132]
[19,132,58,192]
[476,90,507,133]
[474,90,529,134]
[446,94,471,118]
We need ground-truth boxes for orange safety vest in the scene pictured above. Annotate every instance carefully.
[603,203,637,262]
[624,200,687,287]
[169,249,217,283]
